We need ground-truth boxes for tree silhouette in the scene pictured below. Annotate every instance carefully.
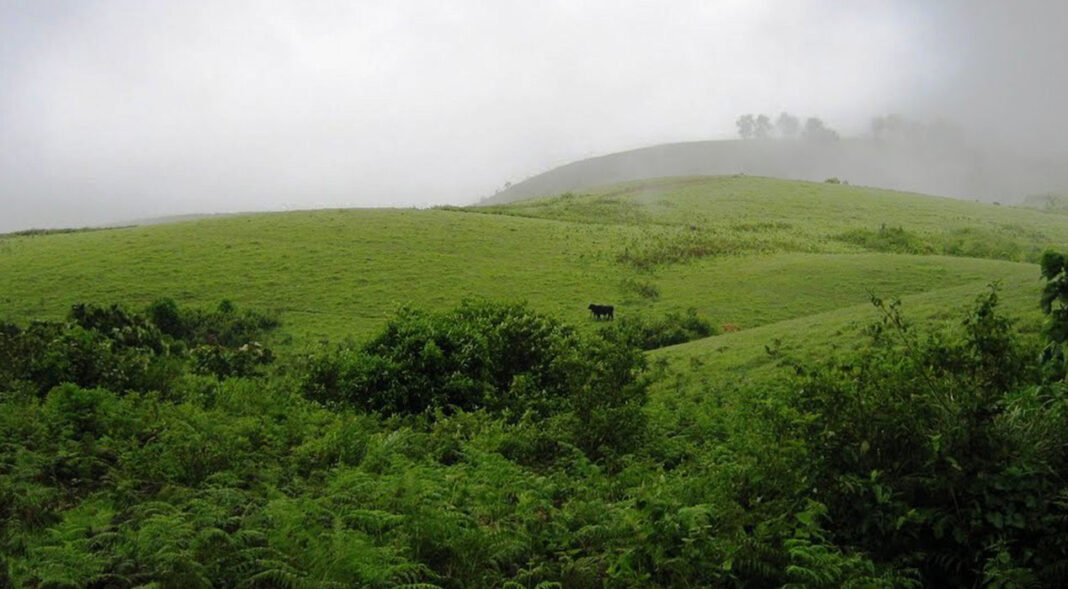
[776,112,800,138]
[736,114,756,139]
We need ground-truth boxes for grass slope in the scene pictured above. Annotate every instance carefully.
[1,176,1063,347]
[649,269,1044,398]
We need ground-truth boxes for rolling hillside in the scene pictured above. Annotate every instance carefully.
[1,176,1063,349]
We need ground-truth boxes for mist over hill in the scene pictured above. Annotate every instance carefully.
[482,137,1066,205]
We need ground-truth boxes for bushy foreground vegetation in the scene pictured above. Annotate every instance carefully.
[0,300,278,398]
[301,301,649,461]
[4,258,1068,587]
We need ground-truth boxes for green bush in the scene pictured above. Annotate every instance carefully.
[1040,250,1068,381]
[147,297,278,348]
[605,308,716,350]
[0,300,279,396]
[788,287,1066,586]
[302,300,649,461]
[190,342,274,378]
[0,320,177,396]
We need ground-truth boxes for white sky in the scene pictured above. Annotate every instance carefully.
[0,0,1064,231]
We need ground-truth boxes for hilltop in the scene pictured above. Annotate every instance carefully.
[483,138,1067,205]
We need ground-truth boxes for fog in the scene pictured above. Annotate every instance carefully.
[1,1,1065,233]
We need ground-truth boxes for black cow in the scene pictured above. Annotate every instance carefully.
[588,303,614,320]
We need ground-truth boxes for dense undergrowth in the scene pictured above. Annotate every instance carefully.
[4,255,1068,587]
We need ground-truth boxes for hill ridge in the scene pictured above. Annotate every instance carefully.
[485,138,1068,205]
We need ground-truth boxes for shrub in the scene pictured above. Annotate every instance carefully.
[41,384,121,441]
[0,300,279,396]
[788,287,1066,585]
[147,298,278,348]
[190,342,274,378]
[146,297,184,340]
[605,308,716,350]
[301,300,650,461]
[1040,249,1068,381]
[0,319,177,396]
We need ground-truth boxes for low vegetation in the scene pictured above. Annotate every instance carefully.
[5,177,1068,586]
[300,301,648,460]
[3,256,1068,586]
[604,307,716,350]
[836,224,1043,262]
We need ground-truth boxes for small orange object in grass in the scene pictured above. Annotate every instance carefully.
[721,323,741,333]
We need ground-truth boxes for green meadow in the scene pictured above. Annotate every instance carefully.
[2,176,1062,345]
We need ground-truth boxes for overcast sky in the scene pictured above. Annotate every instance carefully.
[1,1,1065,232]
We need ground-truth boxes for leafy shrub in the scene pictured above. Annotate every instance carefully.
[0,300,279,395]
[147,297,278,348]
[41,384,123,442]
[0,319,179,396]
[1040,250,1068,381]
[302,300,649,460]
[145,297,184,339]
[190,342,274,378]
[788,287,1066,586]
[69,303,168,353]
[605,308,716,350]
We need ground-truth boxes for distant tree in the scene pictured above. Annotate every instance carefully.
[776,112,800,138]
[802,117,840,142]
[736,114,756,139]
[753,114,773,139]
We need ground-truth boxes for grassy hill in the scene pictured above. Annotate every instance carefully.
[1,176,1063,347]
[483,138,1068,205]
